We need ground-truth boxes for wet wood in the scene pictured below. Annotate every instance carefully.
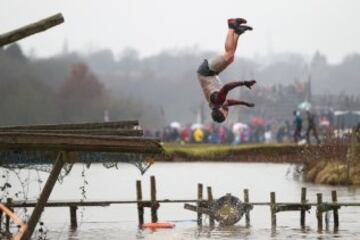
[332,190,339,229]
[70,206,78,229]
[1,129,143,136]
[136,180,144,227]
[207,186,215,227]
[21,152,65,240]
[300,187,307,227]
[0,132,162,153]
[197,183,203,226]
[316,193,323,231]
[150,176,158,223]
[0,13,64,47]
[270,192,276,227]
[244,189,250,227]
[0,120,138,131]
[5,198,12,233]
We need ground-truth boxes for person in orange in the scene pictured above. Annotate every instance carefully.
[197,18,256,123]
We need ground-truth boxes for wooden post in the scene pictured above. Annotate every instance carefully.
[150,176,158,223]
[244,189,250,227]
[0,13,64,47]
[300,187,306,227]
[197,183,203,226]
[69,206,78,229]
[332,190,339,229]
[136,180,144,227]
[0,208,3,231]
[21,151,65,240]
[316,193,323,231]
[207,186,214,227]
[270,192,276,227]
[5,198,12,232]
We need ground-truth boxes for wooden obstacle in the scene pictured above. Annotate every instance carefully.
[2,176,360,233]
[0,120,164,240]
[0,13,64,47]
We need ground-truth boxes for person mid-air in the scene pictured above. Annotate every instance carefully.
[197,18,256,123]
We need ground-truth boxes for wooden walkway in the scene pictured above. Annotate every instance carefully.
[2,176,360,233]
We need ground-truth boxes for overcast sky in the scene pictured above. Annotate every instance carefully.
[1,0,359,63]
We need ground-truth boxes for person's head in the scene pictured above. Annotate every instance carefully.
[211,108,226,123]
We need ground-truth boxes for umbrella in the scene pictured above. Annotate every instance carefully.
[232,122,248,133]
[250,116,266,126]
[191,123,203,130]
[170,121,181,129]
[298,101,312,111]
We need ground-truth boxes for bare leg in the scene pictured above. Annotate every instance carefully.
[224,29,240,63]
[224,99,255,108]
[213,80,256,104]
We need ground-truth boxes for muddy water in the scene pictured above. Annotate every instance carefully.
[4,162,360,239]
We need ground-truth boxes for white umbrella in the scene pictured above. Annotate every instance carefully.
[298,101,312,111]
[170,121,181,129]
[191,123,203,130]
[232,122,248,133]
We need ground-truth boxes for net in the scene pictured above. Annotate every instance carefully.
[0,150,156,176]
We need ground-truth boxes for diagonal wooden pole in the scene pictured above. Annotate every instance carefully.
[21,151,66,240]
[0,13,64,47]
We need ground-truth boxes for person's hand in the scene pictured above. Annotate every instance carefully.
[244,80,256,89]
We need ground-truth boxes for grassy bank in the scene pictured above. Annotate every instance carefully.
[162,142,360,185]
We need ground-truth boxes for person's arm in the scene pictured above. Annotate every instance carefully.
[224,99,255,107]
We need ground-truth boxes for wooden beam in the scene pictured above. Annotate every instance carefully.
[0,13,64,47]
[0,132,162,153]
[21,151,65,240]
[0,129,143,136]
[0,120,138,131]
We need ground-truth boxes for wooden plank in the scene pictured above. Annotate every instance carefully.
[69,206,77,229]
[0,121,138,131]
[332,190,339,229]
[300,187,307,227]
[0,13,64,47]
[0,133,162,153]
[136,180,144,227]
[197,183,203,226]
[21,151,65,240]
[184,203,213,216]
[0,129,143,136]
[317,193,323,231]
[244,189,251,227]
[207,186,215,227]
[150,176,158,223]
[270,192,276,227]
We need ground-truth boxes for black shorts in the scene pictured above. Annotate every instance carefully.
[197,59,216,77]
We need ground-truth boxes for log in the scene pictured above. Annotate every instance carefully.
[0,13,64,47]
[150,176,158,223]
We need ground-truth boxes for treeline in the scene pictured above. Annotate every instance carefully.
[0,44,161,128]
[0,44,359,128]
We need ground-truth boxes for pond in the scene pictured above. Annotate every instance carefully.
[2,162,360,239]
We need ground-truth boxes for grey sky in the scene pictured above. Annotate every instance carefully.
[1,0,359,63]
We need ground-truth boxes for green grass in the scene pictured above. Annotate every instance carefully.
[162,142,295,157]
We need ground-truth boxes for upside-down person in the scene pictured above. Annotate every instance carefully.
[197,18,256,123]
